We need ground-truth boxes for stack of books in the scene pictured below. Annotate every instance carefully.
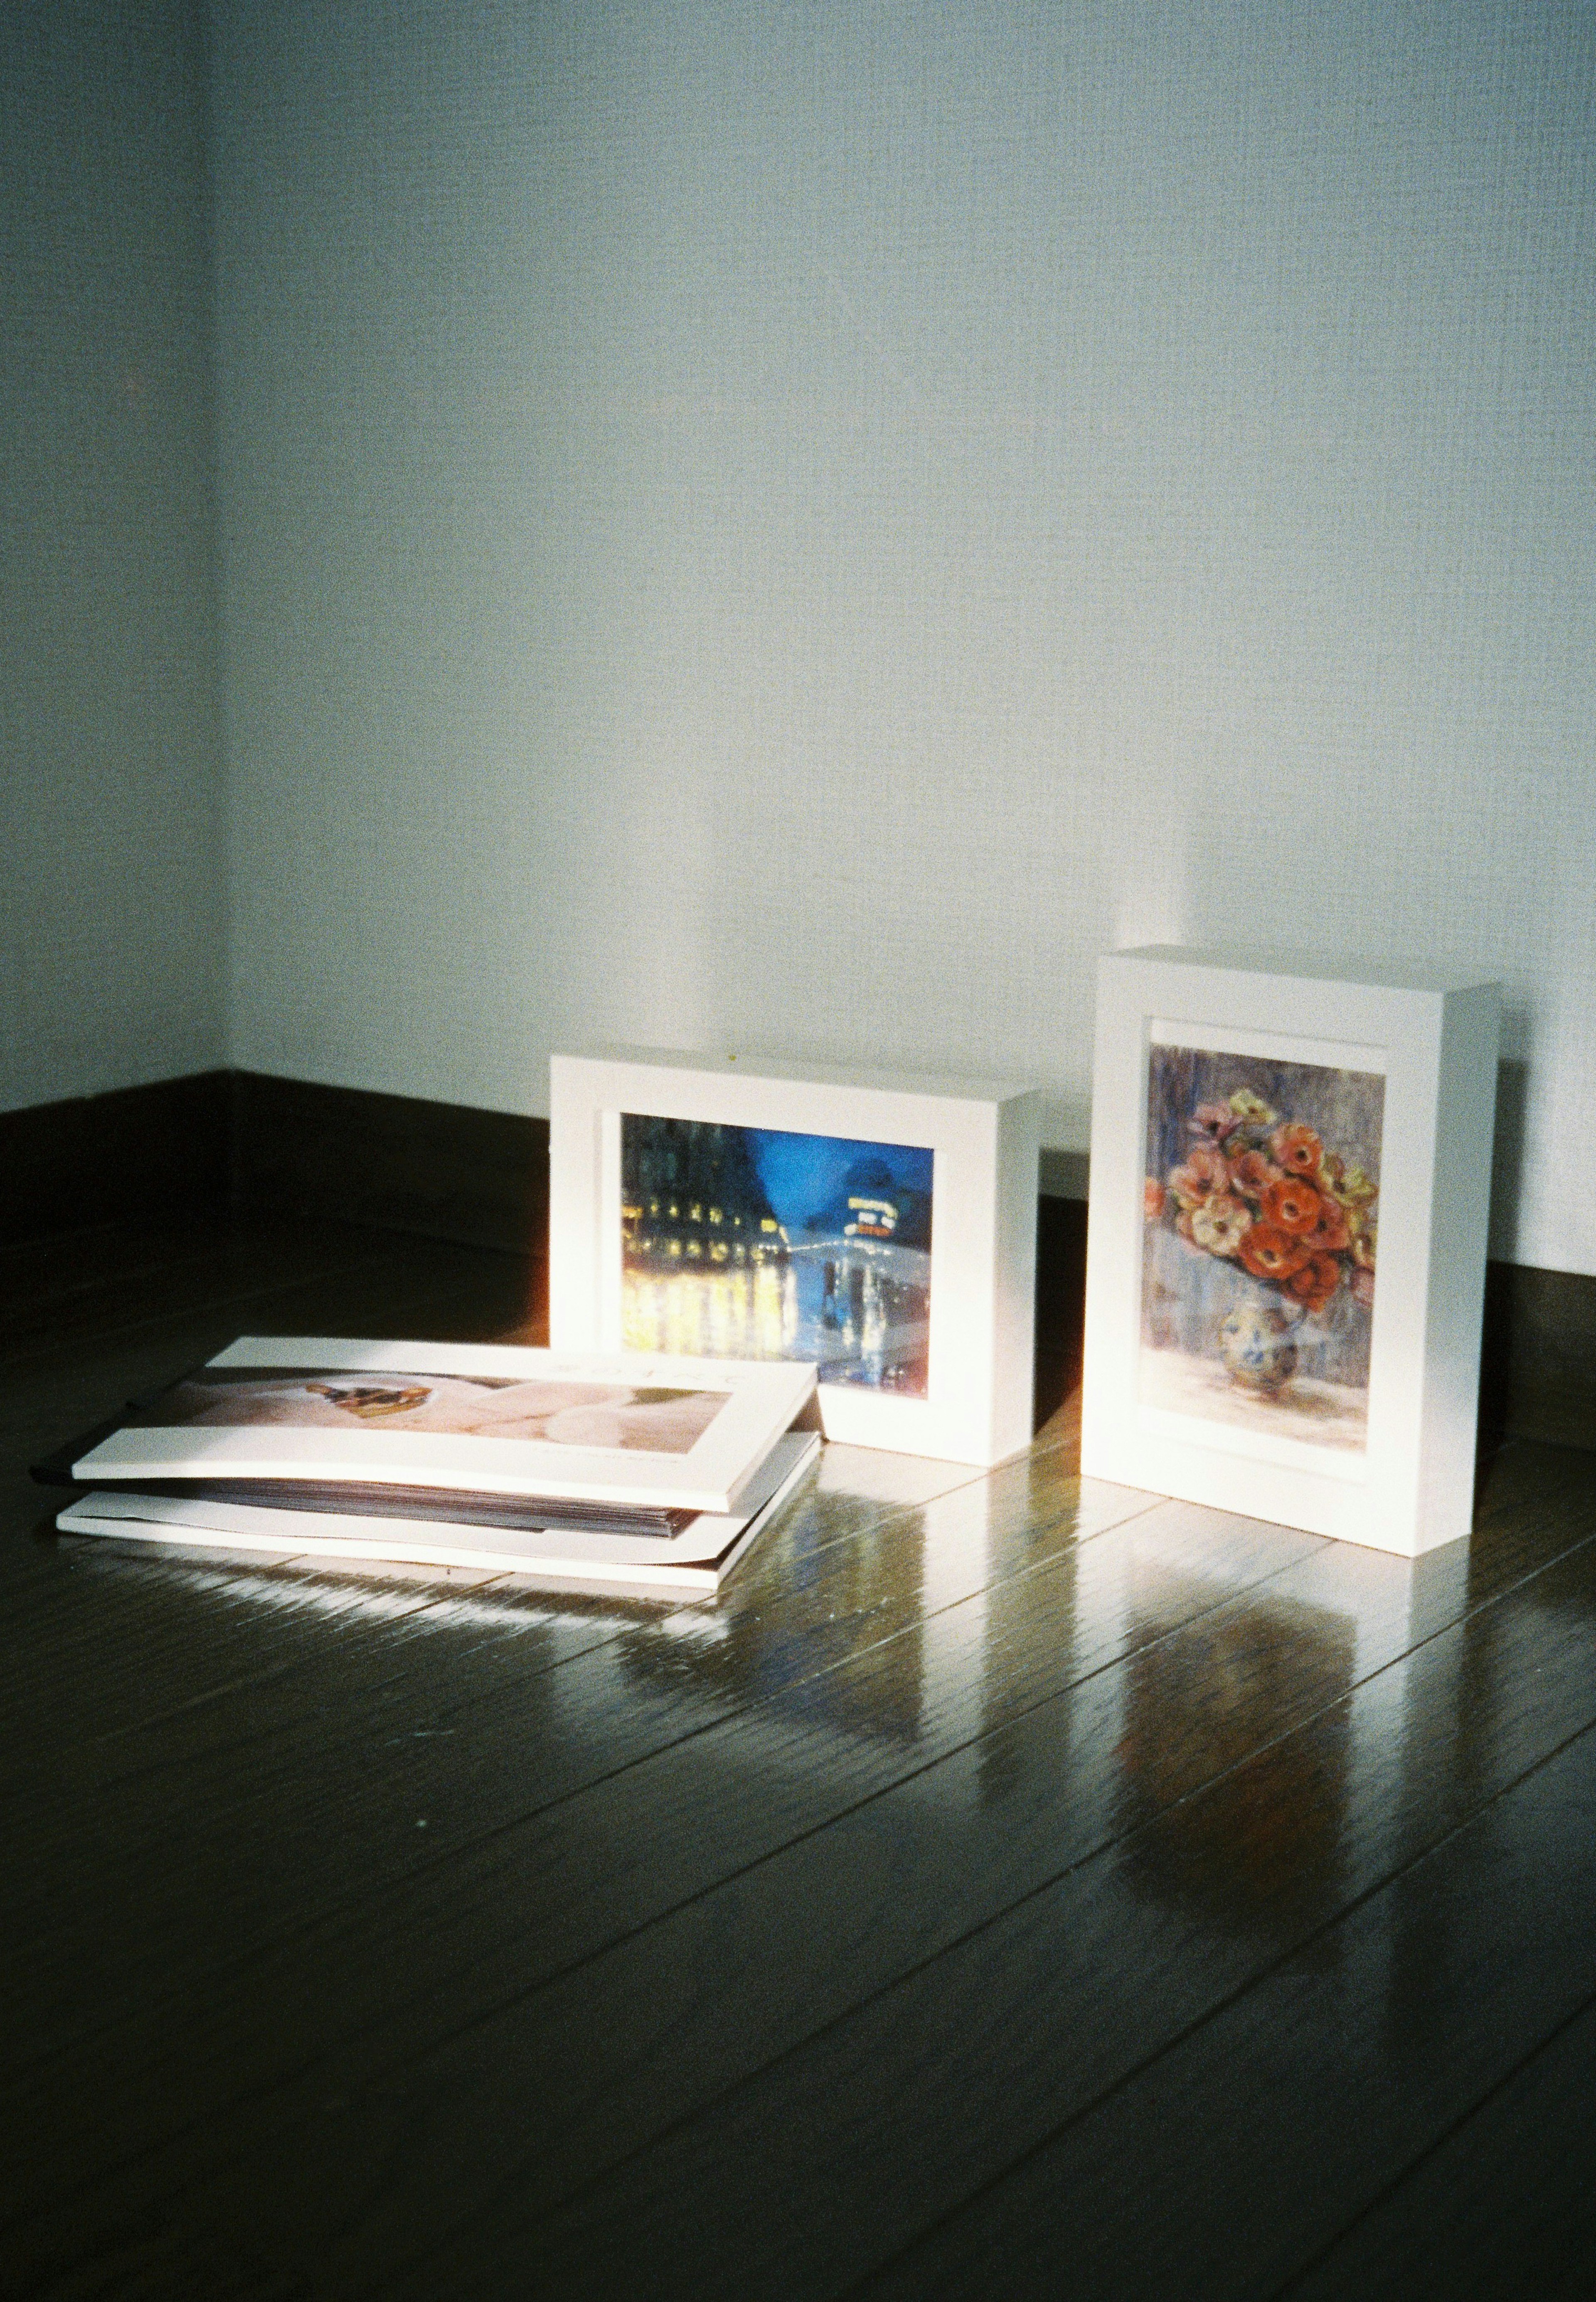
[34,1337,821,1601]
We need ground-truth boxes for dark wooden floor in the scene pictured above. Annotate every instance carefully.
[6,1214,1596,2300]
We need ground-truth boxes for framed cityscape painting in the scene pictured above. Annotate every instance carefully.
[1082,949,1501,1555]
[549,1048,1043,1464]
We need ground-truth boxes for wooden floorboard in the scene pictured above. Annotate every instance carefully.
[3,1214,1595,2299]
[357,1478,1596,2298]
[1280,1990,1596,2300]
[852,1714,1596,2300]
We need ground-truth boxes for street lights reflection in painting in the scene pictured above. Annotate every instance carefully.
[620,1115,934,1396]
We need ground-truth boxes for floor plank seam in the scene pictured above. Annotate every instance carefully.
[1262,1984,1596,2300]
[8,1222,1595,2297]
[17,1487,1590,2127]
[253,1532,1596,2274]
[461,1613,1596,2262]
[833,1703,1596,2299]
[0,1512,1381,2208]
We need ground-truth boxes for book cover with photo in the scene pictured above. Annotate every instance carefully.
[38,1339,818,1519]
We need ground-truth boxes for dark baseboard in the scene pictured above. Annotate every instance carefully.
[1480,1258,1596,1456]
[0,1072,233,1249]
[230,1072,549,1256]
[6,1071,1594,1454]
[1034,1193,1088,1431]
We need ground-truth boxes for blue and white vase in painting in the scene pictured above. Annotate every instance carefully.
[1217,1301,1300,1396]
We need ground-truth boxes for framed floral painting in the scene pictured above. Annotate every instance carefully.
[1082,950,1500,1555]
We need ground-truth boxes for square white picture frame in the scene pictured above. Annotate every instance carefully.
[1081,948,1501,1556]
[549,1048,1043,1465]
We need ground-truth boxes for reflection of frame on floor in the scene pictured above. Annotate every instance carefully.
[1081,948,1500,1556]
[550,1047,1043,1466]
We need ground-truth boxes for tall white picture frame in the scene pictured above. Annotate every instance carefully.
[550,1048,1043,1466]
[1082,948,1500,1556]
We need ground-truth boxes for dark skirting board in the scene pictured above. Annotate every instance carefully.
[0,1071,232,1248]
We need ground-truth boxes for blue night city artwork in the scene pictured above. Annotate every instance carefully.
[620,1115,934,1393]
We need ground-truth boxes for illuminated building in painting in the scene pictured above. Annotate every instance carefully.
[803,1155,931,1254]
[621,1117,789,1270]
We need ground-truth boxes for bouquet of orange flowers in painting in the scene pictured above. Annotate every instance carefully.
[1146,1086,1377,1318]
[1140,1049,1382,1443]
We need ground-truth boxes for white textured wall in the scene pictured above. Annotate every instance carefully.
[1,0,224,1111]
[214,1,1596,1274]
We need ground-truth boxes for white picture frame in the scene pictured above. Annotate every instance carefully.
[1081,948,1501,1557]
[549,1048,1043,1466]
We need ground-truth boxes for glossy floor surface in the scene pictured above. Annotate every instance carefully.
[5,1216,1596,2299]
